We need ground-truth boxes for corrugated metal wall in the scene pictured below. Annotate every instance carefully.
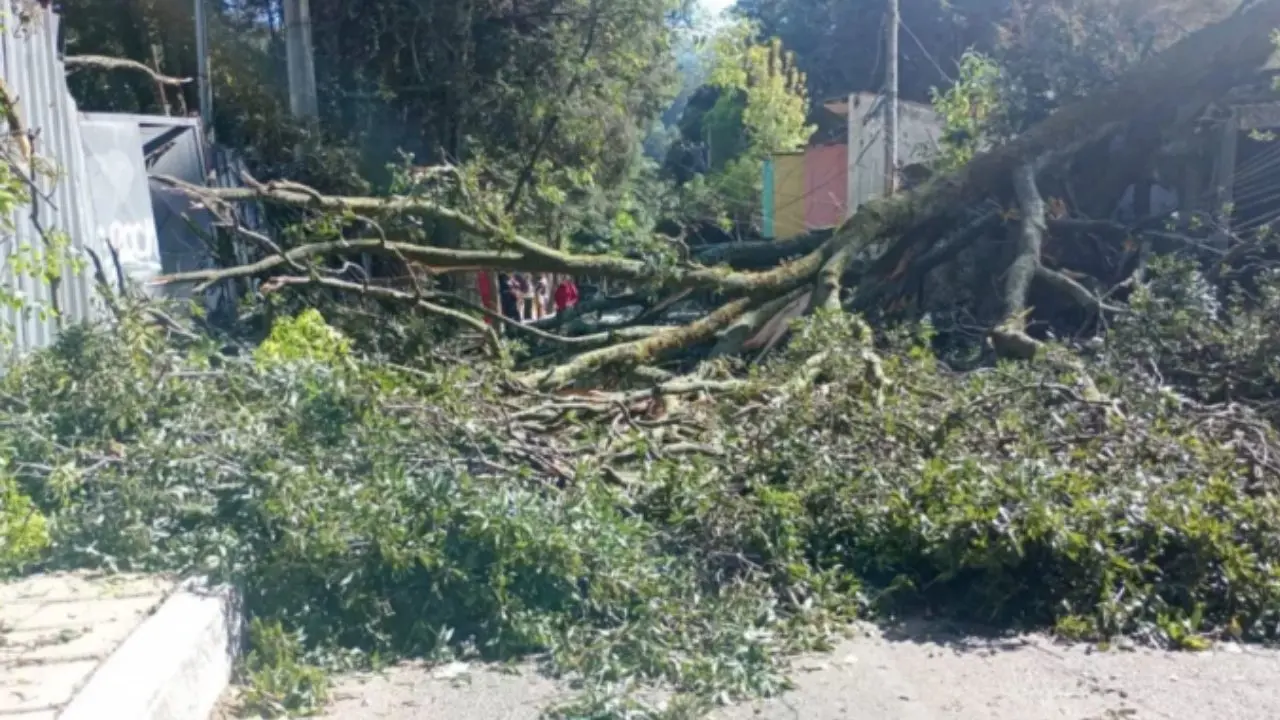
[769,153,808,240]
[803,144,849,230]
[0,11,113,356]
[762,96,943,239]
[848,93,943,214]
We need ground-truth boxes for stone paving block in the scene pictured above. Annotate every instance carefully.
[0,572,171,606]
[0,599,44,632]
[0,572,180,718]
[0,614,141,664]
[9,594,165,633]
[0,658,99,715]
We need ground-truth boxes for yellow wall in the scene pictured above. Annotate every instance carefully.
[771,153,807,240]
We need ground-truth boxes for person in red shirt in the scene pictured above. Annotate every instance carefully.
[553,275,579,314]
[476,271,495,325]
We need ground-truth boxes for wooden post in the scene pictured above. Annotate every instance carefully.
[283,0,319,119]
[1212,108,1239,247]
[150,45,170,116]
[884,0,899,195]
[846,92,857,219]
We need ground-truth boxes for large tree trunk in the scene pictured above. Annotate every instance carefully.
[813,0,1280,310]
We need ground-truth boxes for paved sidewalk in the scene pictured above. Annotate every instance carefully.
[0,572,177,720]
[316,620,1280,720]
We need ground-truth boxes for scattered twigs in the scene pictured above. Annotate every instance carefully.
[82,246,122,318]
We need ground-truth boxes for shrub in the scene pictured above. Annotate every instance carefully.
[0,468,49,575]
[1,288,1279,716]
[0,317,844,715]
[704,312,1280,643]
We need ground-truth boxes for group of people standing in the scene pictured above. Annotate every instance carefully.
[482,272,579,324]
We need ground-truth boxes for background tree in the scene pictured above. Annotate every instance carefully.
[58,0,684,248]
[732,0,1242,121]
[662,20,814,230]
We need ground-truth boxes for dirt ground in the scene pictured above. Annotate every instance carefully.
[302,620,1280,720]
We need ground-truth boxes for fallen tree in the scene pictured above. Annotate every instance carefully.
[151,1,1280,390]
[6,7,1280,719]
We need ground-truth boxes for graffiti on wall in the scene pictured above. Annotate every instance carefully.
[79,117,162,277]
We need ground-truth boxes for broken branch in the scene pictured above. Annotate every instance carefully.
[64,54,192,87]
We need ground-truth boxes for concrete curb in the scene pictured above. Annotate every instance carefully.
[59,578,242,720]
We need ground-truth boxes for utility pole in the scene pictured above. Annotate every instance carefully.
[194,0,213,140]
[283,0,319,119]
[884,0,899,195]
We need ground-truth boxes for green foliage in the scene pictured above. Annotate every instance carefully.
[5,262,1280,716]
[719,311,1280,644]
[1109,255,1280,421]
[664,21,814,226]
[254,309,351,367]
[0,467,49,575]
[59,0,681,247]
[930,51,1007,173]
[991,0,1238,127]
[239,619,330,717]
[705,26,813,158]
[0,317,846,716]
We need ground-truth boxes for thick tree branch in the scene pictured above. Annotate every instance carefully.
[815,2,1280,306]
[990,160,1049,360]
[64,55,192,87]
[990,162,1123,358]
[693,230,830,270]
[709,287,808,359]
[524,297,753,390]
[152,174,830,296]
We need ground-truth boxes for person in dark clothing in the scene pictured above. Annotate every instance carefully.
[498,273,520,323]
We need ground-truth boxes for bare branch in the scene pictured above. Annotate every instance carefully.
[990,160,1049,360]
[260,274,504,355]
[64,55,192,87]
[150,174,830,296]
[524,297,753,390]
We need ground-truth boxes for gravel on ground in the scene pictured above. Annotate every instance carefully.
[307,619,1280,720]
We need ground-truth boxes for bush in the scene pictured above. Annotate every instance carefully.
[0,312,845,716]
[1,292,1279,716]
[704,312,1280,644]
[0,468,49,575]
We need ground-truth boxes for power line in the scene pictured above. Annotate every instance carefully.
[899,18,954,84]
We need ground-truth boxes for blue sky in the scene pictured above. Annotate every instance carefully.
[703,0,734,14]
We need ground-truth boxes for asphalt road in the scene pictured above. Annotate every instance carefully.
[312,620,1280,720]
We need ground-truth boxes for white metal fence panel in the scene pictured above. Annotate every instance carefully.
[0,10,113,357]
